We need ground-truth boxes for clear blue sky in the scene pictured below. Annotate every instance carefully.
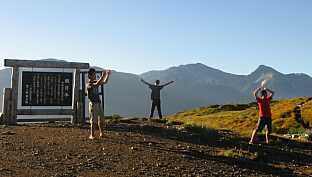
[1,0,311,75]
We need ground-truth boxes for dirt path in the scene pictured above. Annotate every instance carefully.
[0,120,311,177]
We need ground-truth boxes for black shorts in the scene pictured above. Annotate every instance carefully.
[255,117,272,134]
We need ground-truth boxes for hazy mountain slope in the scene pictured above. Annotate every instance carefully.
[104,71,151,117]
[244,65,312,99]
[1,61,312,116]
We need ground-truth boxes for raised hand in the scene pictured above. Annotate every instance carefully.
[101,70,107,77]
[106,70,112,75]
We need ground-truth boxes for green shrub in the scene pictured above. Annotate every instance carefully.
[152,118,168,124]
[219,104,251,111]
[166,120,184,126]
[106,114,122,123]
[219,149,258,160]
[112,114,122,119]
[280,111,292,118]
[208,104,220,109]
[183,123,219,140]
[288,126,306,134]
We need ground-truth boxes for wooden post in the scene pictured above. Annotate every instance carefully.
[75,90,84,124]
[81,73,86,122]
[1,88,12,124]
[10,66,19,125]
[72,68,80,124]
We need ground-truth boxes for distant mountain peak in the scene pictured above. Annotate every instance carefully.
[177,63,221,72]
[188,62,207,67]
[255,65,277,72]
[250,65,281,76]
[175,63,207,68]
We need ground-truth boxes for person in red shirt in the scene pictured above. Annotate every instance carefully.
[249,87,274,144]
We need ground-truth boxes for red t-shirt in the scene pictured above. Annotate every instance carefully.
[257,96,272,118]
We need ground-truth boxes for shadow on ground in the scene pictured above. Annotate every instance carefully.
[100,119,311,177]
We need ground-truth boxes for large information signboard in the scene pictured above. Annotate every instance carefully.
[21,71,73,106]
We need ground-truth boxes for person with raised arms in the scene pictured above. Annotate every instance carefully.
[249,87,274,145]
[141,79,174,120]
[87,68,111,140]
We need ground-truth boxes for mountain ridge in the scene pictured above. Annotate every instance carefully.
[1,60,312,117]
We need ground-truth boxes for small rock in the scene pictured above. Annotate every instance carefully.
[130,146,137,150]
[1,131,16,135]
[0,125,7,129]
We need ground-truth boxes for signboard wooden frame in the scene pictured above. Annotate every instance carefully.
[3,59,89,124]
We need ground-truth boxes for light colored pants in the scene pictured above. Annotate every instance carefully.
[89,102,104,124]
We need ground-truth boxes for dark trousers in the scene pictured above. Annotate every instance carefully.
[255,117,272,134]
[150,99,162,119]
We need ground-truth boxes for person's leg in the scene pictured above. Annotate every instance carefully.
[265,118,272,144]
[265,129,269,144]
[97,103,105,137]
[150,101,156,118]
[250,118,264,144]
[98,120,103,137]
[89,103,96,139]
[156,100,162,119]
[90,123,95,139]
[249,129,257,144]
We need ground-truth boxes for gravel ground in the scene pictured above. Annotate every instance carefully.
[0,119,311,177]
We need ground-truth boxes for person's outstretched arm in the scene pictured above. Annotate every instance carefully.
[265,88,274,98]
[94,70,111,87]
[102,70,111,84]
[160,81,174,87]
[253,87,261,99]
[140,78,152,86]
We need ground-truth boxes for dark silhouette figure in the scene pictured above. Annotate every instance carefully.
[141,79,174,119]
[293,105,310,129]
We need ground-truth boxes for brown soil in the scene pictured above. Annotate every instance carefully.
[0,119,311,177]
